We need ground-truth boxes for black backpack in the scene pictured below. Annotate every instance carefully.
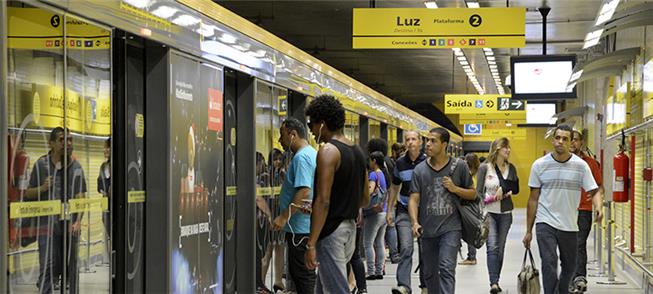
[450,158,489,249]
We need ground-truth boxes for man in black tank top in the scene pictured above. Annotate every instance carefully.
[304,95,369,294]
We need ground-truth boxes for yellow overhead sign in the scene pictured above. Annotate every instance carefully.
[459,112,526,121]
[8,8,111,50]
[464,128,527,141]
[352,8,525,49]
[445,95,526,114]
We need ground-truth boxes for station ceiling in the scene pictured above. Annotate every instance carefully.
[217,0,602,133]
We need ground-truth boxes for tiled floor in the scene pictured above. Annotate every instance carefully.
[366,208,643,293]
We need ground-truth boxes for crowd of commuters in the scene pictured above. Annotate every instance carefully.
[249,95,604,294]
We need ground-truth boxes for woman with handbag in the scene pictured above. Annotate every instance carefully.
[363,151,389,280]
[477,137,519,293]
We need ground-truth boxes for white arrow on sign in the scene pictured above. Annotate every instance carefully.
[511,100,523,109]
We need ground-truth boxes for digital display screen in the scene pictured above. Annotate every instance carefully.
[513,61,574,94]
[526,103,556,124]
[511,55,577,99]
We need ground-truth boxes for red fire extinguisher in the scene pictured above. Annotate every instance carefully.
[613,133,629,203]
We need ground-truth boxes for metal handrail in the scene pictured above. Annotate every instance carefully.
[615,245,653,279]
[606,119,653,141]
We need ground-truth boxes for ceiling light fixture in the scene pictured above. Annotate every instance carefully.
[172,14,200,27]
[595,0,620,26]
[583,29,604,49]
[151,6,178,19]
[466,1,480,8]
[219,33,237,44]
[123,0,149,9]
[424,1,438,8]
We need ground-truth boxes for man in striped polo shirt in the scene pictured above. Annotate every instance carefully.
[388,130,426,294]
[523,125,599,294]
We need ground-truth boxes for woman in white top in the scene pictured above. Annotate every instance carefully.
[476,137,519,294]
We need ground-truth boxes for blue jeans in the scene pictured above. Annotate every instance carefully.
[486,212,512,285]
[37,222,79,294]
[466,242,476,260]
[395,210,414,291]
[364,212,387,275]
[315,219,356,294]
[386,222,399,260]
[421,230,462,294]
[537,223,577,294]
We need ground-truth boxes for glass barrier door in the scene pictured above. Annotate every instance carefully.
[6,3,112,293]
[64,14,112,294]
[254,80,273,291]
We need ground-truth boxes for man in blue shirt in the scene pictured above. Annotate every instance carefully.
[272,117,317,293]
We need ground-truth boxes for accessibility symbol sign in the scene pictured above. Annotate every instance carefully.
[464,124,482,135]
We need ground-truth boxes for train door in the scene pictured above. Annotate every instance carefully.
[112,30,150,293]
[223,68,237,294]
[5,3,112,293]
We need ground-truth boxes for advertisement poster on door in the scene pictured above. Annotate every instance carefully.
[170,53,224,294]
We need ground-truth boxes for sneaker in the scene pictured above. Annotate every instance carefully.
[365,275,377,280]
[458,258,477,265]
[490,284,501,294]
[572,276,587,293]
[391,286,410,294]
[357,289,368,294]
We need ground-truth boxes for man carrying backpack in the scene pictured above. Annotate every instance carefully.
[408,127,476,293]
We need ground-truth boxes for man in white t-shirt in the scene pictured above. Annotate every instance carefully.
[522,125,599,294]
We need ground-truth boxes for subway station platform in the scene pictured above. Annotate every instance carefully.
[266,209,643,293]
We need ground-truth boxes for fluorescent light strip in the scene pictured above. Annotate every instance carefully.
[424,1,438,8]
[151,6,178,19]
[466,1,480,8]
[172,14,200,26]
[583,29,604,49]
[596,0,620,26]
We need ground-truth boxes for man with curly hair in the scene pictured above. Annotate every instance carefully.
[303,94,370,293]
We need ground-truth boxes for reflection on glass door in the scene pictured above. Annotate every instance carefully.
[344,111,360,145]
[6,3,111,293]
[254,81,273,290]
[254,81,289,290]
[65,14,111,294]
[369,119,381,139]
[388,126,397,145]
